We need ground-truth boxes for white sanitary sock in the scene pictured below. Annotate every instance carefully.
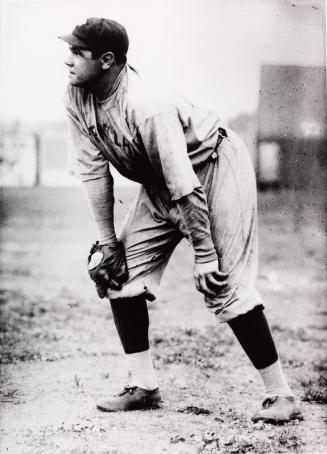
[126,349,158,390]
[258,359,293,397]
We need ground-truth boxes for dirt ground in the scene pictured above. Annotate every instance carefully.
[0,186,326,454]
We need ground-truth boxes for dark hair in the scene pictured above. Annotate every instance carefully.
[92,50,127,65]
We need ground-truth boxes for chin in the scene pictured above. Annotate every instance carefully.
[68,74,82,86]
[68,78,88,88]
[68,77,93,89]
[69,80,83,87]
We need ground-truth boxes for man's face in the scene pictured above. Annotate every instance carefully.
[65,46,102,87]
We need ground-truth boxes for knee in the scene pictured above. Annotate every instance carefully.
[108,280,157,302]
[110,295,146,306]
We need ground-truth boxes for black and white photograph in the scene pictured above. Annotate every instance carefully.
[0,0,326,452]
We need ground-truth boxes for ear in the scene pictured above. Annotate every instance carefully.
[100,52,114,70]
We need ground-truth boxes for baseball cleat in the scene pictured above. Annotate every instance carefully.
[96,386,162,412]
[252,395,303,424]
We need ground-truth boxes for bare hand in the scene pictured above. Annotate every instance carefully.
[194,259,221,297]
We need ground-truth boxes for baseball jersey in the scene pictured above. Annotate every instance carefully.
[65,65,224,201]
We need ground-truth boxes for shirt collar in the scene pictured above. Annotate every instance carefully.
[96,64,128,108]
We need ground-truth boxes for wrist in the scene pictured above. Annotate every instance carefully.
[99,239,118,247]
[193,234,217,264]
[98,231,117,246]
[195,251,218,264]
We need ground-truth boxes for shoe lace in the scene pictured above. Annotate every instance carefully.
[117,386,137,397]
[262,396,279,408]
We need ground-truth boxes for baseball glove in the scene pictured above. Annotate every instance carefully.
[88,241,129,298]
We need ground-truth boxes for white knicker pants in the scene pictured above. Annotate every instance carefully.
[109,130,264,322]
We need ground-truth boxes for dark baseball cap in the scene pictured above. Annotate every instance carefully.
[58,17,129,58]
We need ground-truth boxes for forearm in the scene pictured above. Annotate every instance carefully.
[176,187,217,264]
[83,175,117,245]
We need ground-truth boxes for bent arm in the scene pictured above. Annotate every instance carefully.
[83,175,117,246]
[138,113,217,263]
[175,187,216,263]
[65,98,117,245]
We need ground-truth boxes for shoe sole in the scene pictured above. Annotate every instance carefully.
[252,412,304,424]
[96,401,162,412]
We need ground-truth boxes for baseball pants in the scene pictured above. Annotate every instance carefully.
[109,129,264,322]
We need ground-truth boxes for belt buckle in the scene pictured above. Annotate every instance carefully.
[214,127,227,154]
[210,127,227,162]
[218,127,227,138]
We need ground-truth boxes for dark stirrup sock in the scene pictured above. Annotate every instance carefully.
[227,305,278,369]
[110,296,150,354]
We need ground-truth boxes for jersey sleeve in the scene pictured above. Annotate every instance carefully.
[137,112,217,263]
[65,91,110,182]
[137,113,201,201]
[175,188,217,263]
[83,174,117,245]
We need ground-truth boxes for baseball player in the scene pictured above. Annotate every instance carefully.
[59,18,302,423]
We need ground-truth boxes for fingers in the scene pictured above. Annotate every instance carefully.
[96,284,107,299]
[92,265,129,294]
[102,246,129,289]
[93,269,110,298]
[94,269,109,287]
[195,273,217,297]
[88,241,129,298]
[108,277,123,291]
[95,274,123,297]
[209,270,220,281]
[206,273,222,291]
[194,268,224,296]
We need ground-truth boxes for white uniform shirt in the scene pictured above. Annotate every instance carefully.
[65,65,224,201]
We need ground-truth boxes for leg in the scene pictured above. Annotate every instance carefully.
[110,295,150,355]
[198,130,265,321]
[97,295,162,412]
[198,131,302,422]
[228,306,302,422]
[228,305,290,395]
[109,185,182,302]
[110,295,158,390]
[97,187,181,412]
[228,305,278,370]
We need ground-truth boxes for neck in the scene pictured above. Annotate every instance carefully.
[90,64,125,101]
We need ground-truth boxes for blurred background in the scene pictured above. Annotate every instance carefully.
[0,0,325,193]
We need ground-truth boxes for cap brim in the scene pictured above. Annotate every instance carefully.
[58,33,90,50]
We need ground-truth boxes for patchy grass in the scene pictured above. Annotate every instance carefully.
[153,326,234,371]
[0,288,112,364]
[177,406,212,415]
[0,187,326,453]
[300,368,327,404]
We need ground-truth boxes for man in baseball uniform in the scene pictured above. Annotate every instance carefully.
[59,18,302,423]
